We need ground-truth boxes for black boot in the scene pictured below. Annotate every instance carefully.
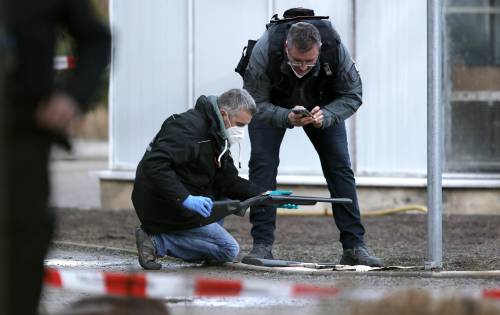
[135,227,161,270]
[340,245,384,267]
[241,244,274,265]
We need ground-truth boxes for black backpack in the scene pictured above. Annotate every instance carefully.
[235,8,341,80]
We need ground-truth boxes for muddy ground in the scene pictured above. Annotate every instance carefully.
[53,209,499,271]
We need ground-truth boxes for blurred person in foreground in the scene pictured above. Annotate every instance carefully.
[132,89,267,270]
[2,1,110,314]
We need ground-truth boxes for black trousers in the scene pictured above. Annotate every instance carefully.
[4,129,54,315]
[248,119,365,249]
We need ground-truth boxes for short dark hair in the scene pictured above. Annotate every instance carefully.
[286,22,321,53]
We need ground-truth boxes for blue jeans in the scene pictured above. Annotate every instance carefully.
[151,222,239,263]
[248,119,365,249]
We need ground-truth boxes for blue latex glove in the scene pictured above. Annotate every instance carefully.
[266,190,293,196]
[265,190,298,209]
[182,195,213,218]
[279,203,299,209]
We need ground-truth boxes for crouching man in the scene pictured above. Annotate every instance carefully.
[132,88,266,270]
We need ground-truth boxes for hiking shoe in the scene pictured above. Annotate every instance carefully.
[135,227,161,270]
[340,245,384,267]
[241,244,274,265]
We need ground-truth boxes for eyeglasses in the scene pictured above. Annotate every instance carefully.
[287,59,317,69]
[286,50,317,69]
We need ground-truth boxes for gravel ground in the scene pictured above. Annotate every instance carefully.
[53,209,500,271]
[44,209,500,315]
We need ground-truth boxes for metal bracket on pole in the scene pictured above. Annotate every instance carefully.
[425,0,444,270]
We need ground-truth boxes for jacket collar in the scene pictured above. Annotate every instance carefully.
[206,95,229,141]
[194,95,227,150]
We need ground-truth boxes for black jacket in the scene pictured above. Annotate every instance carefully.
[132,96,265,234]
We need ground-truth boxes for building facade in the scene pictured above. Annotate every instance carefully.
[103,0,500,213]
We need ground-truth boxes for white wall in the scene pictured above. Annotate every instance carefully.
[109,0,427,178]
[110,0,188,169]
[355,0,427,176]
[110,0,354,176]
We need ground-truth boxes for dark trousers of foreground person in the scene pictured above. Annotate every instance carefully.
[4,128,54,315]
[248,119,365,249]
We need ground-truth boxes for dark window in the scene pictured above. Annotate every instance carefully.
[445,0,500,172]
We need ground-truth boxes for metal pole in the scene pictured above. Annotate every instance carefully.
[426,0,444,270]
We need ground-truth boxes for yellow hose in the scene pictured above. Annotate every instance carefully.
[362,205,428,217]
[277,205,428,217]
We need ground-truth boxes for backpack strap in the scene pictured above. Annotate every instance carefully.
[235,39,257,77]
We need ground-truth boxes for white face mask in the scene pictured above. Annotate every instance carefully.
[219,111,246,168]
[226,125,245,145]
[222,111,245,145]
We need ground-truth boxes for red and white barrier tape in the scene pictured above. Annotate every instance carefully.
[44,268,339,299]
[53,55,77,70]
[44,268,500,301]
[483,289,500,300]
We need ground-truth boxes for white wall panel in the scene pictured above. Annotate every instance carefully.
[110,1,429,178]
[110,0,188,169]
[355,0,427,176]
[193,0,268,97]
[110,1,354,176]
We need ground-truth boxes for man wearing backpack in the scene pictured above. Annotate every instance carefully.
[241,8,383,267]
